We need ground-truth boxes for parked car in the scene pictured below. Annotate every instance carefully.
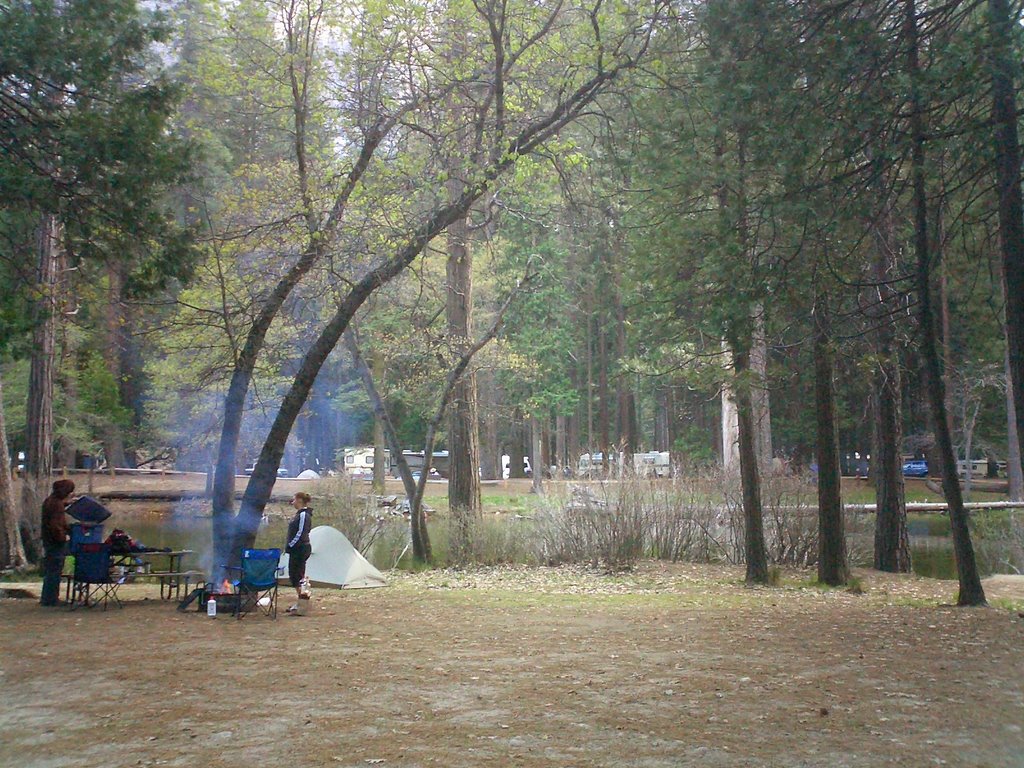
[902,459,928,477]
[243,463,291,477]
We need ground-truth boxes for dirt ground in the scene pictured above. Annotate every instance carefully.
[2,563,1023,768]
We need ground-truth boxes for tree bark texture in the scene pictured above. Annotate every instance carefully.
[988,0,1024,485]
[870,185,911,573]
[907,0,985,605]
[721,344,740,470]
[813,298,847,586]
[751,307,773,475]
[508,414,527,479]
[654,386,672,453]
[0,366,27,570]
[1005,342,1024,500]
[20,213,61,562]
[733,342,769,584]
[446,213,481,519]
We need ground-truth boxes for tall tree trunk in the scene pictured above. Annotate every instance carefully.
[870,190,911,573]
[615,288,636,466]
[1006,342,1024,500]
[751,307,773,475]
[721,344,740,470]
[598,319,611,470]
[530,414,543,494]
[446,212,482,522]
[20,213,61,562]
[585,309,595,452]
[0,366,27,570]
[988,0,1024,479]
[508,414,527,479]
[55,302,78,469]
[478,370,500,480]
[733,340,769,584]
[654,386,672,453]
[871,358,910,572]
[101,261,127,468]
[907,0,985,605]
[555,413,567,478]
[371,350,387,493]
[814,296,847,586]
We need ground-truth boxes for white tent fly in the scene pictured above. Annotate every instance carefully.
[278,525,386,589]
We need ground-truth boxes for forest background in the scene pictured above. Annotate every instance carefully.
[3,0,1024,602]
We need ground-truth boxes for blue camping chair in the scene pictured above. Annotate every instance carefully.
[70,543,126,610]
[229,548,282,619]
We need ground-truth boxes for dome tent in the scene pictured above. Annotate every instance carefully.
[278,526,386,589]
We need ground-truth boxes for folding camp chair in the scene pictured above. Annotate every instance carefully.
[229,548,282,619]
[70,543,126,610]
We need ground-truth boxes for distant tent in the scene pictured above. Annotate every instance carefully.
[278,526,386,589]
[296,469,321,480]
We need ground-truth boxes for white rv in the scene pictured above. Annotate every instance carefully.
[633,451,671,478]
[341,446,389,478]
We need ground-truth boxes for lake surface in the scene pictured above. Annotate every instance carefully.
[95,502,291,576]
[93,502,1016,581]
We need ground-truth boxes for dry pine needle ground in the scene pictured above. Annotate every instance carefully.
[2,563,1022,768]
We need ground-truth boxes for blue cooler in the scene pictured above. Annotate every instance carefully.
[69,523,104,552]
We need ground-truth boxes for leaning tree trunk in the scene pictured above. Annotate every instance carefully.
[343,331,432,563]
[813,295,847,586]
[226,51,638,555]
[988,0,1024,482]
[20,213,61,563]
[0,366,27,570]
[907,0,985,605]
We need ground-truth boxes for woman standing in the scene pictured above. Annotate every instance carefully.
[284,492,312,614]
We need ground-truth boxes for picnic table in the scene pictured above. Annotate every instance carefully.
[116,550,201,600]
[85,550,202,601]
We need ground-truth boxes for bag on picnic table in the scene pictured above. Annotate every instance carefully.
[105,529,135,554]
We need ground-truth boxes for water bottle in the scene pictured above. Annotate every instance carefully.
[207,595,217,618]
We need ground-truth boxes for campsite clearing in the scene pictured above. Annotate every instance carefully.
[2,562,1023,768]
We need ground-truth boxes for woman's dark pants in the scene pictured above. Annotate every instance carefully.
[40,542,67,606]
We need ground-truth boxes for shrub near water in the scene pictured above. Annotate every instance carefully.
[314,470,879,574]
[524,470,869,572]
